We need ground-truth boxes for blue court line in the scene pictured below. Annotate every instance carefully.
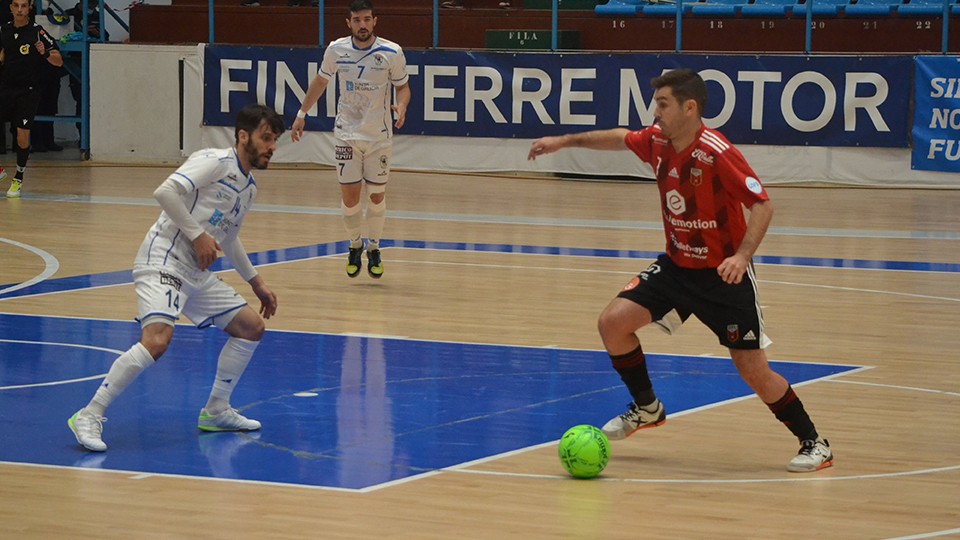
[2,239,957,300]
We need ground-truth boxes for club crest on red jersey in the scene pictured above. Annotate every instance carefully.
[690,168,702,187]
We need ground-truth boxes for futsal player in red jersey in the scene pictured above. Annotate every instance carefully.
[528,69,832,472]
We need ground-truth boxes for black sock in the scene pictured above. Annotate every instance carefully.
[610,344,656,406]
[15,144,29,178]
[766,386,818,441]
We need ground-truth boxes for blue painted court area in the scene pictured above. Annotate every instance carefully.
[0,313,860,490]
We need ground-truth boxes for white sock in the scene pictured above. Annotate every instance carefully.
[342,201,363,248]
[87,342,155,416]
[366,198,386,250]
[205,337,259,414]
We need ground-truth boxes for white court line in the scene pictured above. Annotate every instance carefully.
[0,339,121,391]
[0,249,345,302]
[450,463,960,485]
[360,255,960,303]
[22,193,960,240]
[827,378,960,397]
[0,237,60,295]
[760,279,960,303]
[0,460,359,493]
[885,528,960,540]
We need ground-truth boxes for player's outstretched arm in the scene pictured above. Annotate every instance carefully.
[528,128,630,160]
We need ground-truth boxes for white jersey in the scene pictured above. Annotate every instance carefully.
[135,148,257,275]
[319,35,409,142]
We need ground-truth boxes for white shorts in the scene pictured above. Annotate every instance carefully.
[334,137,392,194]
[133,265,246,330]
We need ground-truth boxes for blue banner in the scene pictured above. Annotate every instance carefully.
[203,45,910,148]
[912,56,960,173]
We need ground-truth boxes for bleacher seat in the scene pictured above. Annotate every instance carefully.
[794,0,848,14]
[739,0,793,16]
[639,0,699,15]
[690,0,743,16]
[595,0,643,14]
[844,0,897,15]
[896,0,949,15]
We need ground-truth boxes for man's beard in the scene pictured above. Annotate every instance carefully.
[245,139,270,170]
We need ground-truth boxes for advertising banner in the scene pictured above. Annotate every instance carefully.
[912,56,960,173]
[203,46,910,148]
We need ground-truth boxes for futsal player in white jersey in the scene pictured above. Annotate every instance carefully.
[67,104,285,452]
[291,0,410,279]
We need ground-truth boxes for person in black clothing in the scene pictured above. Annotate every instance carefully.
[61,1,105,141]
[0,0,14,154]
[33,50,64,152]
[0,0,63,197]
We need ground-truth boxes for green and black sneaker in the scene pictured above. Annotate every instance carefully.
[347,247,363,278]
[367,249,383,279]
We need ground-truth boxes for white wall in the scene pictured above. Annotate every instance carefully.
[90,43,195,164]
[91,43,959,187]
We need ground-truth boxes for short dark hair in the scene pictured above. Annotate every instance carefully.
[652,69,707,116]
[347,0,375,17]
[234,104,285,144]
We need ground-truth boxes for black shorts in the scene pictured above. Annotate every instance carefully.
[617,254,768,350]
[0,86,41,131]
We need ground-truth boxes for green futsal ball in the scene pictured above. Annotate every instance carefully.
[558,424,610,479]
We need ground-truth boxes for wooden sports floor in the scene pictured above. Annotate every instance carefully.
[1,162,958,539]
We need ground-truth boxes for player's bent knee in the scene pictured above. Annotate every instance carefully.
[226,308,265,341]
[139,320,173,357]
[140,331,173,359]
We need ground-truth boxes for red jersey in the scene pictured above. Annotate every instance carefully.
[624,123,769,269]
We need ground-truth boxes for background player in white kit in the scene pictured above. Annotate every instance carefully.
[68,104,285,452]
[291,0,410,279]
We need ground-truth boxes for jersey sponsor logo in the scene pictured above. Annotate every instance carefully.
[743,330,757,341]
[745,176,763,194]
[665,189,686,215]
[669,233,709,259]
[726,324,740,343]
[208,209,224,226]
[691,148,715,165]
[666,215,718,230]
[690,168,702,187]
[622,276,640,291]
[159,271,183,292]
[668,167,680,178]
[335,145,353,160]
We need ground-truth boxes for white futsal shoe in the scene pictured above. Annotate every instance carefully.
[601,400,666,440]
[68,408,108,452]
[198,408,262,432]
[787,438,833,472]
